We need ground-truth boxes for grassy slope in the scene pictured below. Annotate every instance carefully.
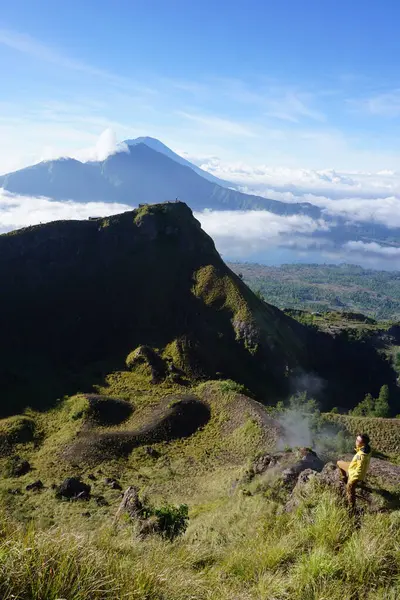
[3,206,400,597]
[0,365,399,598]
[1,385,400,599]
[2,488,400,600]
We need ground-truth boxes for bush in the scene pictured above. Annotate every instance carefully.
[152,504,189,541]
[218,380,249,395]
[350,393,375,417]
[350,385,390,418]
[375,385,390,418]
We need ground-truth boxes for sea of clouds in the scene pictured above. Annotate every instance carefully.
[1,189,399,270]
[1,130,400,270]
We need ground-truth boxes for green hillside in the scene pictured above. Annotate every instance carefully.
[1,202,397,415]
[0,202,306,415]
[2,203,400,599]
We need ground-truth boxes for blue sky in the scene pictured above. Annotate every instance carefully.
[2,0,400,173]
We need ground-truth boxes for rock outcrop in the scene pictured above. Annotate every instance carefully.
[57,477,91,500]
[246,448,324,485]
[285,458,400,513]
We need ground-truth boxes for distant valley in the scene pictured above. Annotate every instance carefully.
[229,262,400,319]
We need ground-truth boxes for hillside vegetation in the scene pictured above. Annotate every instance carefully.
[2,202,400,599]
[0,202,307,414]
[230,262,400,320]
[0,371,399,599]
[1,202,398,416]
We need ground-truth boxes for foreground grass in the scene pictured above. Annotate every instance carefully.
[1,381,400,599]
[1,485,400,600]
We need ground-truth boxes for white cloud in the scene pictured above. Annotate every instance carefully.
[185,156,400,229]
[357,90,400,117]
[0,190,131,233]
[74,128,129,162]
[320,195,400,228]
[194,209,400,269]
[177,111,259,138]
[265,91,325,123]
[344,241,400,257]
[195,209,330,256]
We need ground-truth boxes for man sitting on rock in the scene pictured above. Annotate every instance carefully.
[337,433,372,510]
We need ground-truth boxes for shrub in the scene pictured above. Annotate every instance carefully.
[375,385,390,418]
[152,504,189,541]
[218,380,248,395]
[350,393,375,417]
[350,386,390,418]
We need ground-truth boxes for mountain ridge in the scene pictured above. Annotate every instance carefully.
[124,136,230,186]
[0,201,308,415]
[1,200,397,418]
[0,142,322,216]
[2,138,400,254]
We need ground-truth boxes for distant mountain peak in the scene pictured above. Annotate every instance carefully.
[0,142,323,215]
[123,136,230,187]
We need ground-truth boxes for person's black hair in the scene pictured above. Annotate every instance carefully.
[357,432,371,453]
[357,433,370,445]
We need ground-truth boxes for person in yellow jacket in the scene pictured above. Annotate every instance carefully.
[337,433,372,510]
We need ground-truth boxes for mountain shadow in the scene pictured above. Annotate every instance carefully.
[0,201,397,416]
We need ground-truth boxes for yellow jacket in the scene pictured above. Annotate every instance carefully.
[348,445,371,483]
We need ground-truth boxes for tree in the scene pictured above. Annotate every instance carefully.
[349,386,390,418]
[350,393,375,417]
[374,384,390,418]
[395,351,400,373]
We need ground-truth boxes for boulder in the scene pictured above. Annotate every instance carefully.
[104,477,122,490]
[115,486,143,520]
[139,515,161,536]
[26,480,44,492]
[57,477,91,499]
[253,453,279,475]
[281,448,324,485]
[11,459,31,477]
[285,468,318,512]
[284,459,400,514]
[248,448,324,487]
